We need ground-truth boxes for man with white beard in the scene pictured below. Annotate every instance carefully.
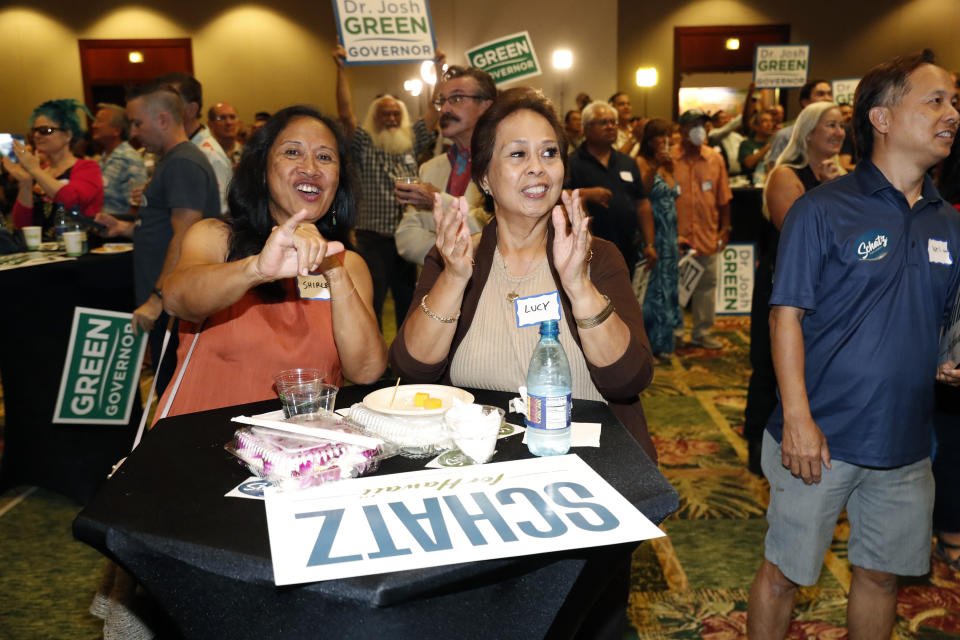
[334,45,438,329]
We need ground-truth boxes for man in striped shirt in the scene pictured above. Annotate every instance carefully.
[91,103,147,216]
[333,45,438,329]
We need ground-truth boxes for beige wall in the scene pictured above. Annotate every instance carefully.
[619,0,960,122]
[0,0,618,135]
[0,1,339,134]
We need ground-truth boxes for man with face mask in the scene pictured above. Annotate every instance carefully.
[673,109,732,349]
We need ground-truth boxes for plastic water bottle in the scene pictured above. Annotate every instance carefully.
[53,203,68,241]
[525,320,572,456]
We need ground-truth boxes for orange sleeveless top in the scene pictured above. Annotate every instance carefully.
[155,279,342,422]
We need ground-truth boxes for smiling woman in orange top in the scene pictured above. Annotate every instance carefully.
[157,106,386,420]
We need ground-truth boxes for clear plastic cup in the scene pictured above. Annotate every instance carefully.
[445,404,504,464]
[273,368,326,418]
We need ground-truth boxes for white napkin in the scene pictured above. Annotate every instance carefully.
[521,422,601,447]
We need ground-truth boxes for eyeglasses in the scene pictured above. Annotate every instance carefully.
[433,94,488,111]
[587,119,618,128]
[32,126,67,136]
[213,114,237,121]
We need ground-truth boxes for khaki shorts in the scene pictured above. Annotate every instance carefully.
[761,430,934,586]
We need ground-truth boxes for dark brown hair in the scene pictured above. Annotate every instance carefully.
[853,49,937,161]
[639,118,672,159]
[441,65,497,102]
[470,87,567,212]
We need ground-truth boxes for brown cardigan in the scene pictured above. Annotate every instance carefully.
[389,219,658,461]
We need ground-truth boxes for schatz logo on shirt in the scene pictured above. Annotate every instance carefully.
[855,230,890,261]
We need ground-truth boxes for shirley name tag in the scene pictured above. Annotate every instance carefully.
[515,291,561,327]
[297,273,331,300]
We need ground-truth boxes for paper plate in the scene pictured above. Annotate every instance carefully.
[92,243,133,254]
[362,384,474,416]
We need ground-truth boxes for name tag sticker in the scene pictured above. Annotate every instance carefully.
[619,171,634,182]
[515,291,561,327]
[928,238,953,265]
[404,154,416,166]
[701,180,713,192]
[296,273,330,300]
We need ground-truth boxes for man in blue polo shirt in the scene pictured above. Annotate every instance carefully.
[747,51,960,639]
[566,100,656,276]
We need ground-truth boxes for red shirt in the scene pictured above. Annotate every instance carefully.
[12,159,104,228]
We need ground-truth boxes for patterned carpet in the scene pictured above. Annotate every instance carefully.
[627,316,960,640]
[1,314,959,638]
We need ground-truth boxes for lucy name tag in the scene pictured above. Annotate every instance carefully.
[515,291,561,327]
[297,273,331,300]
[619,171,634,182]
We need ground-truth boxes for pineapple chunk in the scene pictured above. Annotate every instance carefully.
[424,397,442,410]
[414,392,429,407]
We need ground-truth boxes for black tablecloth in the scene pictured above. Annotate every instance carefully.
[74,385,677,639]
[0,252,140,503]
[730,186,763,246]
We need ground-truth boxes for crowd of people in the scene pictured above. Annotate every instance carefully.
[1,46,959,640]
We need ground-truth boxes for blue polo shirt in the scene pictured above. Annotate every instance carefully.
[767,160,960,467]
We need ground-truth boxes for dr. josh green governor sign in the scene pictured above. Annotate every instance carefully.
[333,0,437,65]
[465,31,542,86]
[754,44,811,89]
[53,307,147,425]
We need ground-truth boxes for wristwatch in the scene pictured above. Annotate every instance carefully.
[152,287,163,299]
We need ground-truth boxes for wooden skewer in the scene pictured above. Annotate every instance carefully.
[389,377,402,407]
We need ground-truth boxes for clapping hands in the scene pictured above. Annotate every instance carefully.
[432,194,474,281]
[552,189,592,294]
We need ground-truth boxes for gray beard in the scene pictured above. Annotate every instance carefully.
[371,126,414,155]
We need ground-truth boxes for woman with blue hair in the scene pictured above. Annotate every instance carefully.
[2,98,104,229]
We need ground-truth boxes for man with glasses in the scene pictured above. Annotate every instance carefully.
[395,62,496,265]
[333,45,440,329]
[566,101,656,277]
[208,102,242,167]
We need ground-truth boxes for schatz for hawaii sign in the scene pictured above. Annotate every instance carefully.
[264,454,663,585]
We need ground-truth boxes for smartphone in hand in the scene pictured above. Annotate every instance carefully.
[0,133,24,163]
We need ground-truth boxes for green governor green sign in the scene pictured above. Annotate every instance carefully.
[53,307,147,425]
[466,31,541,86]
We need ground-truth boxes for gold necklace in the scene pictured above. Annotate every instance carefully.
[498,234,547,303]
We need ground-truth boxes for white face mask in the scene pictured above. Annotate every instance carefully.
[688,125,706,146]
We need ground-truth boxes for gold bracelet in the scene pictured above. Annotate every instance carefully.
[575,294,614,329]
[420,294,460,323]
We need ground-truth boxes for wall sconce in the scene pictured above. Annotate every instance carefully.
[552,49,573,70]
[420,60,447,85]
[404,79,423,97]
[725,38,740,51]
[635,67,658,88]
[128,51,144,63]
